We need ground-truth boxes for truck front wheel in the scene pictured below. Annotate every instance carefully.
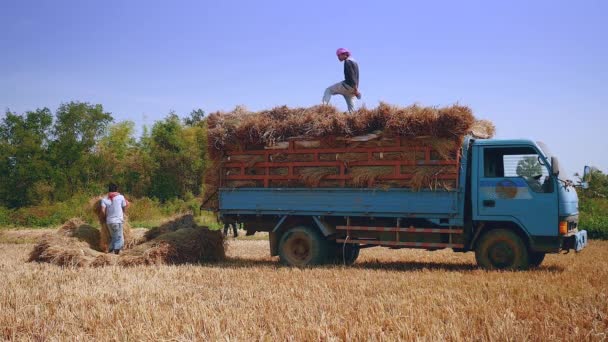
[475,229,529,270]
[279,226,328,266]
[529,251,546,267]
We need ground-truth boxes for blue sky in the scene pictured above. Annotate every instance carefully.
[1,0,607,175]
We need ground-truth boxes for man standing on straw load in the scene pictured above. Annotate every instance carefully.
[101,183,129,254]
[322,47,361,113]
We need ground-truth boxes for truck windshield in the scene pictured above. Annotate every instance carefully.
[537,141,571,181]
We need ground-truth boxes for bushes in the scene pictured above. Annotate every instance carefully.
[0,194,205,228]
[0,206,10,226]
[579,197,608,240]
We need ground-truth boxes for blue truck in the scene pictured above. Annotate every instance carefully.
[216,136,588,269]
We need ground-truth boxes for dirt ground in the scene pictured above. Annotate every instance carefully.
[0,229,606,341]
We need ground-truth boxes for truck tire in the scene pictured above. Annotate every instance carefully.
[475,229,529,270]
[529,251,546,267]
[278,226,329,266]
[329,242,360,265]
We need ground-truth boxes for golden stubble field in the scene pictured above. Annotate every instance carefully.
[0,229,607,341]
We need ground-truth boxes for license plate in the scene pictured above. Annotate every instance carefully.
[574,230,588,252]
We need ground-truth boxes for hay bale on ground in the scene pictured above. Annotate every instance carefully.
[144,214,197,240]
[28,234,104,267]
[120,226,225,266]
[29,214,225,268]
[58,218,101,251]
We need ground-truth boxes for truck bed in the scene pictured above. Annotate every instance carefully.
[219,188,461,219]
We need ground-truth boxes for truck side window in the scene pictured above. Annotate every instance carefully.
[483,147,553,193]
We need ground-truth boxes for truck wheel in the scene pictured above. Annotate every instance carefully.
[330,242,360,265]
[475,229,529,270]
[278,226,328,266]
[529,251,546,267]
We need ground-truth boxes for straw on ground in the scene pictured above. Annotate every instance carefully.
[0,231,606,341]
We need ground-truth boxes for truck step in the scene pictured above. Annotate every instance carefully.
[336,226,463,234]
[336,239,464,249]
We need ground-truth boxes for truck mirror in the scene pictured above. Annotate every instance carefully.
[583,165,591,182]
[551,157,560,176]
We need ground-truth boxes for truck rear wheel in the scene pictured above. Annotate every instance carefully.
[475,229,529,270]
[329,242,360,265]
[279,226,328,266]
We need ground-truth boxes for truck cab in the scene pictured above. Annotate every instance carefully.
[470,139,587,268]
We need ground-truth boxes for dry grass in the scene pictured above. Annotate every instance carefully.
[0,233,607,340]
[298,167,339,186]
[409,166,454,191]
[207,103,490,153]
[349,166,394,186]
[470,119,496,139]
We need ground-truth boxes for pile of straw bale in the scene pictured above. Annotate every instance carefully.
[207,103,495,154]
[28,214,225,268]
[203,104,495,198]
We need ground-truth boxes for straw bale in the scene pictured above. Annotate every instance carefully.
[90,253,117,267]
[144,214,196,240]
[28,234,103,267]
[470,120,496,139]
[269,167,289,176]
[122,227,225,265]
[349,166,394,187]
[428,138,460,161]
[409,166,453,191]
[205,103,494,195]
[58,219,101,251]
[318,153,368,162]
[436,105,475,138]
[269,153,314,162]
[298,167,339,186]
[294,140,321,149]
[227,154,265,167]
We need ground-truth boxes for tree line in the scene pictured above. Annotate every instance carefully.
[0,102,207,208]
[2,101,608,209]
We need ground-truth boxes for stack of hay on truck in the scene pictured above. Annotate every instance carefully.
[205,103,493,195]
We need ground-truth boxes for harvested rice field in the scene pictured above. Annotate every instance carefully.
[0,229,607,341]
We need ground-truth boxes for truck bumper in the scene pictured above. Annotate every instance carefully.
[562,230,588,252]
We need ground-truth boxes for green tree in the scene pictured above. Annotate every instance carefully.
[0,108,53,207]
[183,109,205,127]
[49,102,112,199]
[95,121,155,197]
[148,113,207,201]
[578,167,608,198]
[516,156,543,178]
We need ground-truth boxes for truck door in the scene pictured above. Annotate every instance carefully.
[476,146,558,236]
